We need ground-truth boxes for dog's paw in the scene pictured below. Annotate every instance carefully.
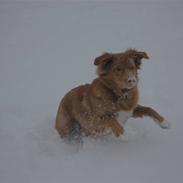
[118,131,129,141]
[110,130,129,141]
[159,120,171,129]
[111,123,124,137]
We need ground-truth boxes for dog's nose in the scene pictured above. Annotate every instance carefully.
[127,77,136,85]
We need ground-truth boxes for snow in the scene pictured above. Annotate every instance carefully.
[0,1,183,182]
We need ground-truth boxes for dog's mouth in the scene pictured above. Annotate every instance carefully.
[121,83,137,92]
[126,83,136,90]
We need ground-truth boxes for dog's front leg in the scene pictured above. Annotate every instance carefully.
[99,115,125,137]
[133,105,170,129]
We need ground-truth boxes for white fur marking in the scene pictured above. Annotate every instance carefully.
[118,111,133,125]
[159,120,170,129]
[153,118,170,129]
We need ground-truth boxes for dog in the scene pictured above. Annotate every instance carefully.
[55,49,170,138]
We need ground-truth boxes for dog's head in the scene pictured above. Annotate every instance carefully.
[94,49,149,92]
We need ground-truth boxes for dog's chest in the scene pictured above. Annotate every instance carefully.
[98,93,135,113]
[92,110,133,137]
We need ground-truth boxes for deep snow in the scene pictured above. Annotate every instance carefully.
[0,1,183,182]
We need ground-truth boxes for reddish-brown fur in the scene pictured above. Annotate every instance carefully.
[55,49,165,138]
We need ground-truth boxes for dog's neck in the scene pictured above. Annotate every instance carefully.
[97,77,133,102]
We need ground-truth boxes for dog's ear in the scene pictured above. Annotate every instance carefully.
[94,53,113,76]
[126,49,149,69]
[94,53,113,65]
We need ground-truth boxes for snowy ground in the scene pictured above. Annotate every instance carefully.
[1,1,183,182]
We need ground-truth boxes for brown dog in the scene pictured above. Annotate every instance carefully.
[55,49,169,138]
